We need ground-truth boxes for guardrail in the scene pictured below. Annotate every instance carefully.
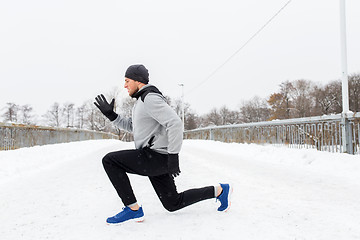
[184,113,360,154]
[0,122,118,151]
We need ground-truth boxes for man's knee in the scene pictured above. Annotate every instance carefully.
[159,194,183,212]
[102,152,115,167]
[102,150,133,170]
[162,202,178,212]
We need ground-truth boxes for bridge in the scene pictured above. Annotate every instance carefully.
[0,139,359,239]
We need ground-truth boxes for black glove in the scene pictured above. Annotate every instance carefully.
[168,154,181,178]
[94,94,118,121]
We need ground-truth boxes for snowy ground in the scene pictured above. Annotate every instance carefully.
[1,139,359,240]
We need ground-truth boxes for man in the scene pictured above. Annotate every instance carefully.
[94,64,232,225]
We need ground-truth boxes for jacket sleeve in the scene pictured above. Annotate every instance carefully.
[144,94,183,154]
[112,115,133,133]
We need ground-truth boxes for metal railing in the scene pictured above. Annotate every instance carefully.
[0,122,118,151]
[184,113,360,154]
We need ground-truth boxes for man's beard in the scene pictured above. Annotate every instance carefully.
[130,88,140,98]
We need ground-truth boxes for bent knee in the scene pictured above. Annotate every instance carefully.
[161,198,183,212]
[163,204,178,212]
[102,153,113,166]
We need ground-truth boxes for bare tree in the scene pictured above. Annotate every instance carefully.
[172,98,182,118]
[290,79,314,118]
[76,103,88,129]
[63,103,75,128]
[312,84,331,115]
[311,82,342,115]
[240,96,270,123]
[219,106,231,125]
[85,100,108,131]
[184,111,198,130]
[43,102,62,127]
[86,101,98,131]
[349,73,360,112]
[268,80,317,119]
[204,108,222,126]
[326,80,342,114]
[19,104,35,125]
[170,97,191,125]
[164,95,172,106]
[2,102,19,123]
[279,80,294,118]
[106,87,122,112]
[121,97,136,118]
[219,106,240,125]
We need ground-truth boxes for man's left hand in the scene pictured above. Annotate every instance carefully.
[168,154,181,178]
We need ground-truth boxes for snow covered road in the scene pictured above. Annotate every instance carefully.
[1,139,359,240]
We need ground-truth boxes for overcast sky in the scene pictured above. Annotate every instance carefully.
[1,0,359,117]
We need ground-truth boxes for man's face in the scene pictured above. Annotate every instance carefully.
[124,78,139,96]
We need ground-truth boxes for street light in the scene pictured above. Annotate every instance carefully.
[339,0,353,154]
[178,84,185,130]
[340,0,349,114]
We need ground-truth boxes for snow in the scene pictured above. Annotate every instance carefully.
[1,139,360,240]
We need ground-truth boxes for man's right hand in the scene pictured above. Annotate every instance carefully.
[94,94,118,121]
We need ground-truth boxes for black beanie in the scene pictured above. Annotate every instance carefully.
[125,64,149,84]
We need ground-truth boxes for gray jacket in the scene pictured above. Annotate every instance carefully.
[112,84,183,154]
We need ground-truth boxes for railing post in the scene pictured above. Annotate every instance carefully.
[341,115,353,154]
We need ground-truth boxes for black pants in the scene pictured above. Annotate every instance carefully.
[102,148,215,212]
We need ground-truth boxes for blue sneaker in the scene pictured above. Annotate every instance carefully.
[216,183,233,212]
[106,206,144,225]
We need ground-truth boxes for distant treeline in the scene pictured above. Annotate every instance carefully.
[1,73,359,132]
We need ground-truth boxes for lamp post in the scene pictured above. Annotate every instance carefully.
[178,83,185,130]
[340,0,349,114]
[339,0,353,154]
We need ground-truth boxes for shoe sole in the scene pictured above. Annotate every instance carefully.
[106,216,145,225]
[225,185,234,212]
[223,184,233,212]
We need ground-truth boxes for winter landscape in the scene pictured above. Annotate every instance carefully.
[2,1,360,239]
[1,139,359,240]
